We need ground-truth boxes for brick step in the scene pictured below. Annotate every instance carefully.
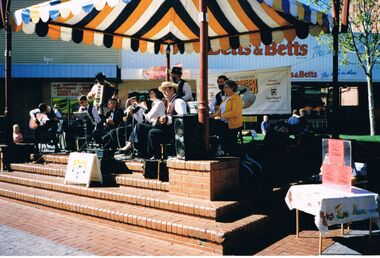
[0,171,239,219]
[32,153,69,164]
[10,163,66,177]
[0,181,269,254]
[10,162,166,193]
[33,154,144,174]
[116,173,169,191]
[39,154,144,170]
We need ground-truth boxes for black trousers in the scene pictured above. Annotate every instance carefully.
[210,119,240,156]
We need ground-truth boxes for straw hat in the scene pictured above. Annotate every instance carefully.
[159,81,178,92]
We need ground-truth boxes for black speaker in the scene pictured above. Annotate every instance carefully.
[173,114,206,160]
[0,115,12,145]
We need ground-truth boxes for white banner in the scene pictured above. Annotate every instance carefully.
[201,66,291,115]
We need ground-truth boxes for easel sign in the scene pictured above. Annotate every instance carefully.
[64,152,102,187]
[321,139,352,192]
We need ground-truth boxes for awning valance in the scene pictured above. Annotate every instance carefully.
[13,0,332,54]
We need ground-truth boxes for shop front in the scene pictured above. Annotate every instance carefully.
[120,36,380,134]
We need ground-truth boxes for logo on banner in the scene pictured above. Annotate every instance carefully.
[265,80,282,102]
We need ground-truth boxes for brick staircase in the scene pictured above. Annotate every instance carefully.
[0,154,270,255]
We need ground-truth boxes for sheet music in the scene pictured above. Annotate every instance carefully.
[74,111,95,125]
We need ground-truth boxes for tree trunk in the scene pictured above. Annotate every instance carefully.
[366,74,376,135]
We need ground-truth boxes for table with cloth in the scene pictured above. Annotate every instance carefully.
[285,184,380,254]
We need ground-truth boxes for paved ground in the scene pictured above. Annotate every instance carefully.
[0,194,379,256]
[0,198,214,256]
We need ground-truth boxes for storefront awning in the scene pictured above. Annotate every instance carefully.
[13,0,332,54]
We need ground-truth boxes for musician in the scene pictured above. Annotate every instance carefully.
[87,72,118,114]
[170,66,192,101]
[65,96,102,151]
[211,80,243,156]
[209,75,229,113]
[29,103,59,152]
[93,98,124,148]
[121,88,165,152]
[133,82,188,159]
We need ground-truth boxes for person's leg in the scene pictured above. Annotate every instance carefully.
[134,123,153,158]
[225,128,240,156]
[147,126,170,159]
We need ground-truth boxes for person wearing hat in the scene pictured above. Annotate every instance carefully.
[87,72,118,115]
[209,75,229,113]
[132,81,189,159]
[170,66,192,102]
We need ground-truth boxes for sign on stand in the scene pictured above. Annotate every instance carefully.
[321,139,352,192]
[64,152,102,187]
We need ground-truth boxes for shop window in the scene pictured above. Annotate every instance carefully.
[340,87,359,106]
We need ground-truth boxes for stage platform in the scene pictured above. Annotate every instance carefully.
[0,153,273,255]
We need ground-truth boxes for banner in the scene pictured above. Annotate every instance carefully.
[202,66,291,115]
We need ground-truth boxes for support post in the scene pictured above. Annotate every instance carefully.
[198,0,209,152]
[165,45,170,81]
[331,0,340,139]
[319,232,323,255]
[296,209,299,238]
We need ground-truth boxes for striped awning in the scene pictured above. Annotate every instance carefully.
[13,0,333,54]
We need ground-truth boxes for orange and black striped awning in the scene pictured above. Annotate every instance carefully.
[13,0,332,54]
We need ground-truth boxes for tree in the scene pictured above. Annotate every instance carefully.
[308,0,379,135]
[342,0,380,135]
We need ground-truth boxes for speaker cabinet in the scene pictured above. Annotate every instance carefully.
[0,115,12,145]
[173,114,206,160]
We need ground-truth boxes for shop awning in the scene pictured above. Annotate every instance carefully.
[13,0,332,54]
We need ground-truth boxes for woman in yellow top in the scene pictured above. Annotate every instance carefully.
[211,80,243,156]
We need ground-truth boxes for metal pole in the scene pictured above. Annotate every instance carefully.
[198,0,209,152]
[332,0,340,139]
[165,45,170,81]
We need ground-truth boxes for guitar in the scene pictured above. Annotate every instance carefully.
[29,113,48,130]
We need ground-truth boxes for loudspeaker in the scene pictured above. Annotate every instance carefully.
[143,159,158,179]
[0,115,12,145]
[173,114,206,160]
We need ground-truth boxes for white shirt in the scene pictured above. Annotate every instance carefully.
[166,97,188,125]
[209,93,226,113]
[53,108,62,119]
[78,104,101,124]
[144,99,166,124]
[175,80,192,102]
[29,108,49,125]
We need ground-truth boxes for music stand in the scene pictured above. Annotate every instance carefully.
[74,111,94,151]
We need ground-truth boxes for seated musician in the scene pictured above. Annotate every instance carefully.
[87,72,118,115]
[132,82,188,159]
[121,88,165,152]
[64,96,101,150]
[93,98,124,148]
[29,103,59,152]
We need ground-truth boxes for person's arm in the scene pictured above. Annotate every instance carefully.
[144,101,164,121]
[209,98,217,113]
[221,95,242,120]
[182,82,192,101]
[91,106,102,124]
[29,108,39,118]
[87,85,97,99]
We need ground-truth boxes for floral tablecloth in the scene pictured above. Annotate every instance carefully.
[285,184,380,234]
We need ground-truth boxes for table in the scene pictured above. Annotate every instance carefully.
[285,184,380,254]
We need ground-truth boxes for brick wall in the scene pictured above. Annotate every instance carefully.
[167,158,240,201]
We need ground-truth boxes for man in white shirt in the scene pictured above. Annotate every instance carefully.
[170,66,192,102]
[87,72,118,115]
[133,82,189,159]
